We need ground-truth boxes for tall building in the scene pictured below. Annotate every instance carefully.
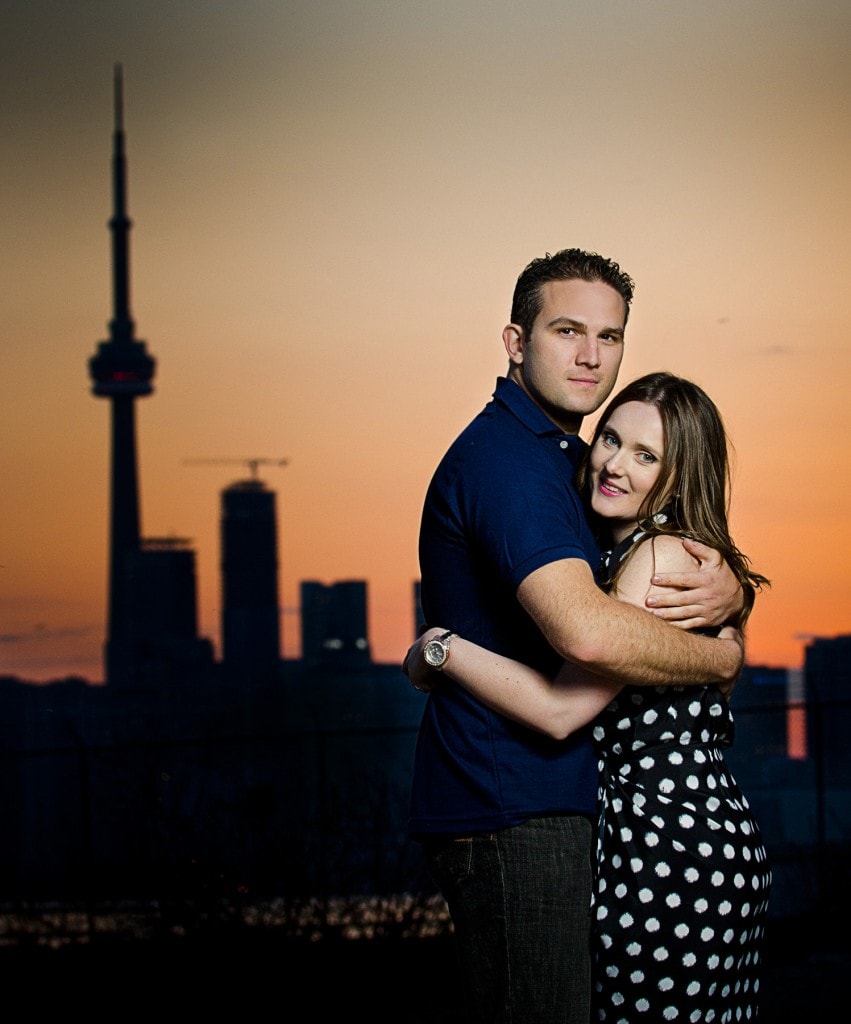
[87,65,155,687]
[804,634,851,800]
[301,580,371,668]
[126,538,215,687]
[221,479,282,683]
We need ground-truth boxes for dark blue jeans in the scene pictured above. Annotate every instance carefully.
[425,814,594,1024]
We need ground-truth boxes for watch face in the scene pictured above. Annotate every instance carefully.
[424,640,445,668]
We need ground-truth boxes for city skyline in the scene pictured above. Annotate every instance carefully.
[3,1,851,682]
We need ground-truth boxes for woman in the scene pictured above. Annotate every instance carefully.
[404,372,772,1023]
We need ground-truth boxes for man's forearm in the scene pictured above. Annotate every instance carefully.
[519,559,744,688]
[562,603,743,687]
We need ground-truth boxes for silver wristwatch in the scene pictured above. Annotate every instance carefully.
[422,630,455,671]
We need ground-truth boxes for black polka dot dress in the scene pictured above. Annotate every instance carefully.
[590,681,772,1022]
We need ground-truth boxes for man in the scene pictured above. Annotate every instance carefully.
[410,249,743,1023]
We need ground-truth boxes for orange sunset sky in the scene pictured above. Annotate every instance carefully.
[2,0,850,683]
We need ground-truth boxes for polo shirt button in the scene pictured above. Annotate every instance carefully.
[559,440,569,449]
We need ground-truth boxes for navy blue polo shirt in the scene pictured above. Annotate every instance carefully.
[410,376,601,836]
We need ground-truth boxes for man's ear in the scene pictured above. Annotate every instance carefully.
[503,323,524,365]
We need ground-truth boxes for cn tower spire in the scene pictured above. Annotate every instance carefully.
[109,63,133,342]
[88,64,156,686]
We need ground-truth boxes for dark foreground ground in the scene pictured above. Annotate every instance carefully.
[0,915,846,1022]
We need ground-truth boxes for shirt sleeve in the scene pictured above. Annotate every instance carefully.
[461,438,591,590]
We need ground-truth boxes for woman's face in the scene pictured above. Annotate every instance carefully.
[589,400,666,542]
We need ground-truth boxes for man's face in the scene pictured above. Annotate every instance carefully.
[504,278,626,434]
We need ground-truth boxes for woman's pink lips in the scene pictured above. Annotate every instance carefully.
[598,477,626,497]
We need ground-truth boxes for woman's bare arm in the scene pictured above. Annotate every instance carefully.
[402,536,740,738]
[403,628,621,741]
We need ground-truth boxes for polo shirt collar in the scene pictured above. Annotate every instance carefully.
[493,376,585,451]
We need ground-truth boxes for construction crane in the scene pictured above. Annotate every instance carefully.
[183,457,289,480]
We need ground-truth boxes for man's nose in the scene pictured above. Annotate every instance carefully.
[576,338,600,367]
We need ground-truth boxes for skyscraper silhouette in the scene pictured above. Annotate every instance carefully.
[301,580,370,668]
[88,65,156,686]
[221,478,282,683]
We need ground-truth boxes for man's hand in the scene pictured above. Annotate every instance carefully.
[645,538,744,630]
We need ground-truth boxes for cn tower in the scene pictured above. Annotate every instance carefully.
[88,65,156,686]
